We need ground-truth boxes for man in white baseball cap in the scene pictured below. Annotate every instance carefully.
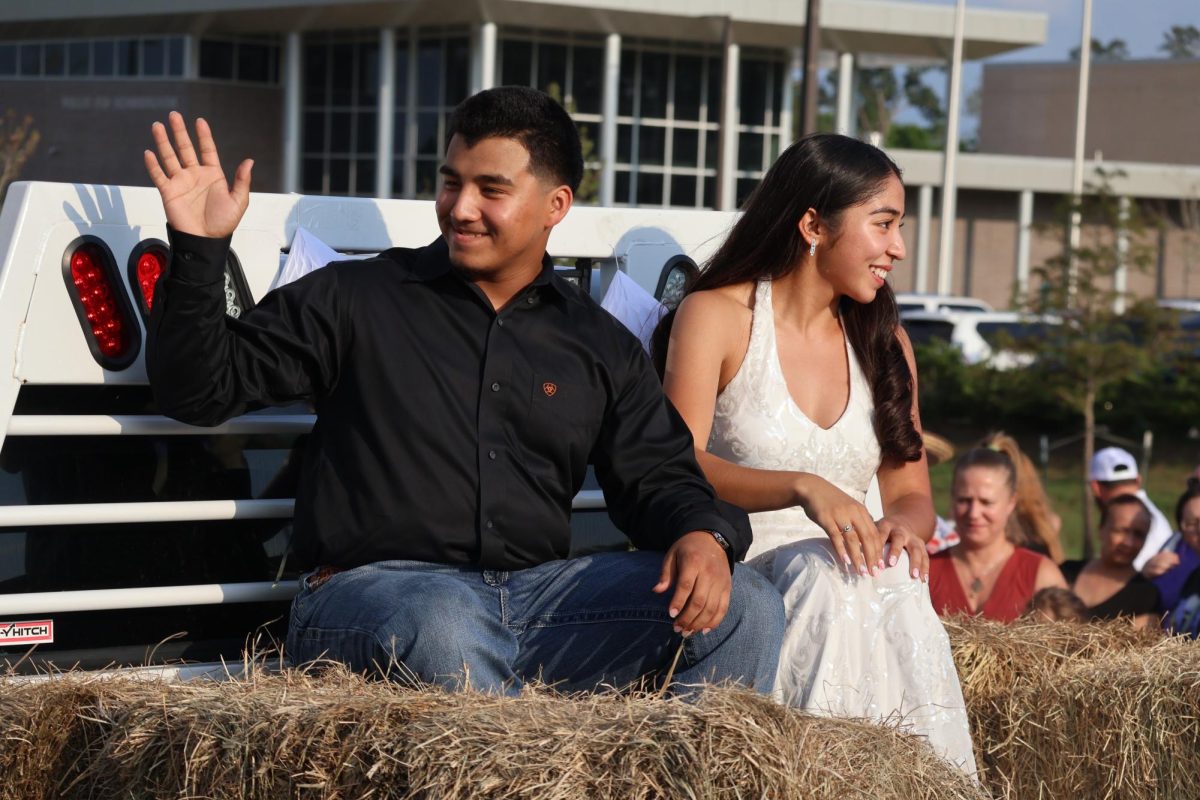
[1089,446,1172,571]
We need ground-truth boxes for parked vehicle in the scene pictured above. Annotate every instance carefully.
[0,181,739,675]
[1157,298,1200,314]
[895,292,994,315]
[901,310,1063,369]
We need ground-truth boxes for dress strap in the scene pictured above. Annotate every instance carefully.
[741,280,776,382]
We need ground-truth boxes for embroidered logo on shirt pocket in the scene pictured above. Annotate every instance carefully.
[529,373,601,428]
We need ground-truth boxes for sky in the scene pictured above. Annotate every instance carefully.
[950,0,1200,62]
[900,0,1200,132]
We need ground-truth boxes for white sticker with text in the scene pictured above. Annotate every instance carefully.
[0,619,54,645]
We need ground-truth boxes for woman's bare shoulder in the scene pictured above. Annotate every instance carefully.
[677,282,756,321]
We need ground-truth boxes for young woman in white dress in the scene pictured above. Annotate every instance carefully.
[654,134,975,772]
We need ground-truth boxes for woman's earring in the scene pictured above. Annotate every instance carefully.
[809,239,817,257]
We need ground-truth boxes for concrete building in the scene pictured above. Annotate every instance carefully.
[0,0,1044,210]
[979,58,1200,166]
[8,0,1196,309]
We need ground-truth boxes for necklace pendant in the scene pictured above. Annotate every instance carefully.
[969,577,984,594]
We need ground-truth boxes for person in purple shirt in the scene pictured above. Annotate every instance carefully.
[1143,478,1200,615]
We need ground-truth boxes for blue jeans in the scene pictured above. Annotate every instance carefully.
[285,550,784,695]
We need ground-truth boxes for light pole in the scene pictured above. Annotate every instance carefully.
[935,0,967,296]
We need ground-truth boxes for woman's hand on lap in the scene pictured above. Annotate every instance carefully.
[876,517,929,582]
[795,474,882,577]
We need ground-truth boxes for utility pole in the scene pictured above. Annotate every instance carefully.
[1068,0,1095,307]
[800,0,822,135]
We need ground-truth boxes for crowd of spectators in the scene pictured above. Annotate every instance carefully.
[926,438,1200,634]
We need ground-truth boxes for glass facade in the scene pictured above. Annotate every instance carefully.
[0,37,186,78]
[296,27,787,207]
[198,36,280,84]
[401,29,470,199]
[302,32,380,197]
[611,42,785,208]
[497,29,604,202]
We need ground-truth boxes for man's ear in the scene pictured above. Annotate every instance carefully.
[545,184,574,229]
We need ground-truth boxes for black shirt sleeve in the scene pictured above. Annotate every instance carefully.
[589,338,750,568]
[146,228,345,426]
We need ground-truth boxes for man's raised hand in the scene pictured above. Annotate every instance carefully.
[143,112,253,239]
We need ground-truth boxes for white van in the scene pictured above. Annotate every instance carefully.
[895,293,993,315]
[900,309,1062,369]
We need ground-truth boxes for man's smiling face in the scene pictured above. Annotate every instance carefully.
[435,134,567,281]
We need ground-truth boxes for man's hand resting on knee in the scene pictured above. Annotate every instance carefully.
[653,531,733,635]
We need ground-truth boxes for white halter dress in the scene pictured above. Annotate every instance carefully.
[708,280,976,773]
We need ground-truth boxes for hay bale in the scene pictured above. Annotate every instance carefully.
[944,616,1200,799]
[943,615,1163,700]
[0,666,982,800]
[0,677,112,800]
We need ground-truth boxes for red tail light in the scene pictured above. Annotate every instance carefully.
[136,251,164,309]
[127,239,169,320]
[62,236,141,370]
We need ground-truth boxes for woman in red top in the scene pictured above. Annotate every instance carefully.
[929,448,1068,622]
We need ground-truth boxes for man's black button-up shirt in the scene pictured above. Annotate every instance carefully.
[146,231,748,571]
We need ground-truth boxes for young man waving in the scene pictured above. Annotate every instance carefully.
[143,87,783,694]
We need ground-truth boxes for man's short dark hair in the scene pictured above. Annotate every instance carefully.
[446,86,584,193]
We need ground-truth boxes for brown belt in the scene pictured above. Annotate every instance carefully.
[305,565,345,591]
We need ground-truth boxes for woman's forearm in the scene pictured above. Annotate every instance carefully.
[694,449,807,513]
[880,491,937,542]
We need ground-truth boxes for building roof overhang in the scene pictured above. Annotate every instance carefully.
[892,148,1200,200]
[0,0,1046,60]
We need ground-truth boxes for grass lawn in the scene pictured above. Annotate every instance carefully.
[928,436,1197,560]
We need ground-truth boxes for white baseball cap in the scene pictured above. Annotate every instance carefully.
[1090,447,1139,482]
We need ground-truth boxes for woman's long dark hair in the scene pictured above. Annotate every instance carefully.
[652,133,922,464]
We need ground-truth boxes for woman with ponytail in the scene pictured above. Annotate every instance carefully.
[657,134,974,772]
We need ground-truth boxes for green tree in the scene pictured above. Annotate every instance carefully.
[1020,170,1173,553]
[1070,38,1130,62]
[1160,24,1200,59]
[0,111,40,206]
[855,68,899,140]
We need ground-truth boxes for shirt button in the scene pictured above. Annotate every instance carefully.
[491,382,500,392]
[497,318,505,327]
[526,296,535,304]
[488,450,497,460]
[486,520,495,529]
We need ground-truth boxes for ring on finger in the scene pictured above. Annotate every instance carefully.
[840,523,852,533]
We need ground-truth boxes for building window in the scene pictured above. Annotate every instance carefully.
[733,54,785,207]
[0,37,186,79]
[198,36,281,84]
[611,43,724,209]
[408,31,472,199]
[301,33,379,197]
[497,30,605,202]
[388,30,471,198]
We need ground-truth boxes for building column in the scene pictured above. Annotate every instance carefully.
[1114,195,1130,313]
[599,33,620,206]
[777,46,801,147]
[375,28,395,199]
[915,183,933,293]
[402,27,419,198]
[936,0,967,296]
[1016,189,1034,299]
[470,22,497,94]
[282,32,302,194]
[835,51,855,136]
[718,40,740,211]
[182,34,199,80]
